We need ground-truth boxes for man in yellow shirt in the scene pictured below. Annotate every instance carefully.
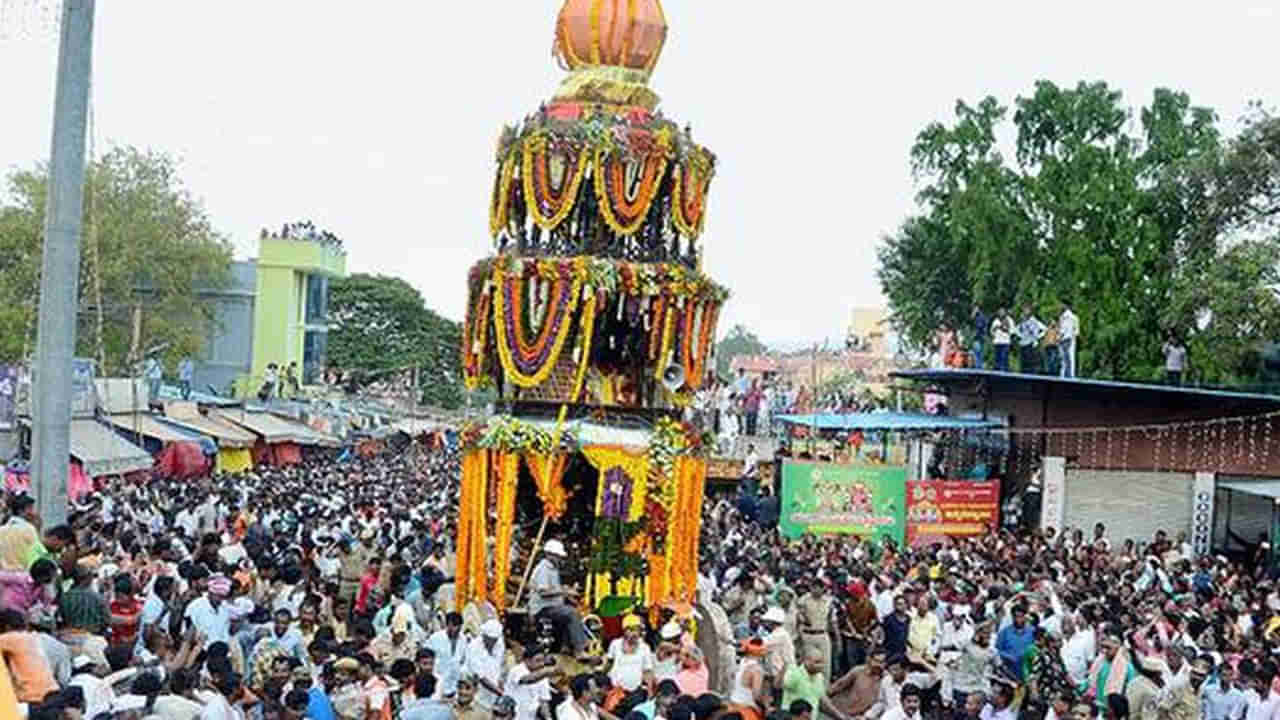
[906,594,938,662]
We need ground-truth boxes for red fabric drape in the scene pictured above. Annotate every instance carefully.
[155,442,209,479]
[272,442,302,466]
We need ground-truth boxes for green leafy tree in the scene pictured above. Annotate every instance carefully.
[0,147,232,370]
[878,81,1280,384]
[714,323,768,378]
[328,273,463,409]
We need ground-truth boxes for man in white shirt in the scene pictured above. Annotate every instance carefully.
[881,684,923,720]
[504,649,558,720]
[556,674,600,720]
[466,620,507,711]
[184,576,233,649]
[605,615,655,692]
[1058,304,1079,378]
[529,540,588,655]
[1059,615,1095,688]
[427,611,469,697]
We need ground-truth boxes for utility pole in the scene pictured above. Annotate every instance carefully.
[31,0,95,528]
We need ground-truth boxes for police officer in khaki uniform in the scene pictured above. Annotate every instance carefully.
[797,580,834,679]
[338,529,376,608]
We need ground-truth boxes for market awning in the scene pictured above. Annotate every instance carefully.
[104,413,212,447]
[214,411,340,447]
[69,419,152,477]
[161,411,257,448]
[775,411,1004,431]
[1218,478,1280,499]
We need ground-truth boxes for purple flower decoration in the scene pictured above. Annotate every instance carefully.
[601,468,634,519]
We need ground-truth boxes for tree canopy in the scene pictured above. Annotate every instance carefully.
[0,147,233,371]
[877,82,1280,385]
[327,273,463,409]
[714,323,768,378]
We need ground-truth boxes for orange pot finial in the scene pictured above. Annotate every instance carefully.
[554,0,668,77]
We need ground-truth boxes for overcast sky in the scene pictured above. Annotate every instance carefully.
[2,1,1277,347]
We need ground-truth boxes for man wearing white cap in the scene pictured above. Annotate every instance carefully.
[529,540,588,655]
[761,606,796,677]
[467,619,507,711]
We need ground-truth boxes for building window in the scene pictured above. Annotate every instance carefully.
[305,274,329,325]
[303,329,328,385]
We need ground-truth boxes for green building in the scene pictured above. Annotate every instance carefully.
[197,230,346,396]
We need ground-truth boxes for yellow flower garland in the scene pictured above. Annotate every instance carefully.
[593,148,669,236]
[491,260,584,387]
[570,293,598,402]
[653,301,676,380]
[523,137,590,231]
[671,164,711,238]
[456,449,490,610]
[489,154,516,237]
[491,451,520,612]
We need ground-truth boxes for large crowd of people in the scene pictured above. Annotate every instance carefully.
[0,434,1276,720]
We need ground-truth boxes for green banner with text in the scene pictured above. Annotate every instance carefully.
[779,460,906,544]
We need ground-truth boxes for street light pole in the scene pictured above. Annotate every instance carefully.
[32,0,94,527]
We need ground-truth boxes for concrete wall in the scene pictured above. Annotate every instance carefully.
[1063,468,1194,545]
[0,429,16,462]
[196,261,256,396]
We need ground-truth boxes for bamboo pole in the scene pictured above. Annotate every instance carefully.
[511,513,551,609]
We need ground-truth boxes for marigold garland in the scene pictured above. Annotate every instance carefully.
[491,451,520,611]
[593,149,668,236]
[456,449,490,610]
[489,154,517,237]
[462,290,492,390]
[524,451,571,519]
[681,300,718,391]
[671,160,712,238]
[491,260,584,387]
[668,456,706,601]
[653,302,676,381]
[522,137,590,231]
[570,293,599,402]
[503,267,574,365]
[648,296,667,363]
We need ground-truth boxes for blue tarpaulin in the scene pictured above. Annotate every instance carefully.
[775,412,1002,432]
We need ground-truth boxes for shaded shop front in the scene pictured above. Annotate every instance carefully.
[893,369,1280,555]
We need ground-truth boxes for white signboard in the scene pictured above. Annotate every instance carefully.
[1191,471,1215,558]
[1041,456,1066,534]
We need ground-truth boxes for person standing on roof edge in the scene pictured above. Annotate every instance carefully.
[990,309,1014,372]
[971,307,989,370]
[1017,305,1047,375]
[1058,303,1080,378]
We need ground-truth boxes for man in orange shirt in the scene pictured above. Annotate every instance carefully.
[0,608,58,704]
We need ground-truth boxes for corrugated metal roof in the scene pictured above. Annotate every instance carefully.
[94,378,149,415]
[161,412,257,448]
[70,419,152,477]
[1218,479,1280,499]
[776,412,1002,431]
[892,368,1280,404]
[215,411,340,447]
[104,413,212,445]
